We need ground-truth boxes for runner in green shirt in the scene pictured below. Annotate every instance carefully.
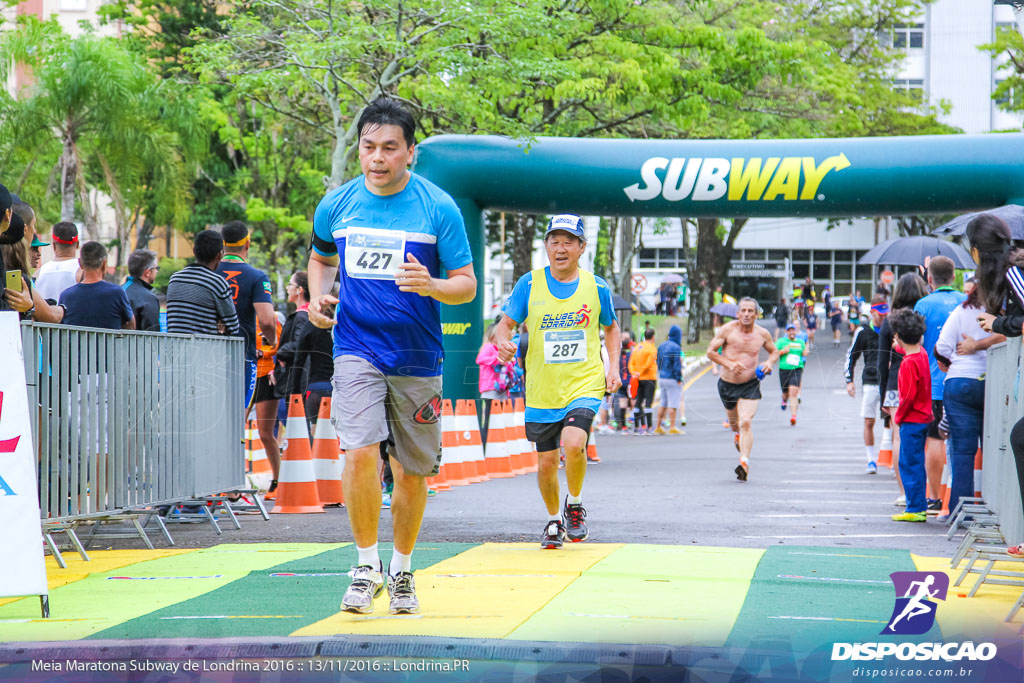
[776,323,808,426]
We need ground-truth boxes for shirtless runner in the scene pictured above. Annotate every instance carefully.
[706,297,780,481]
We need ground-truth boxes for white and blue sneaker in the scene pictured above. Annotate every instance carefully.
[866,461,878,475]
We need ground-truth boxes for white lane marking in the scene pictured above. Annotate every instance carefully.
[743,533,946,539]
[787,551,890,559]
[782,489,898,494]
[778,574,889,584]
[758,514,895,518]
[781,480,895,484]
[782,500,902,504]
[769,615,886,624]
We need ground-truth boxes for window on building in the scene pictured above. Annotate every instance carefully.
[813,263,831,280]
[768,249,789,261]
[792,263,809,279]
[744,249,767,261]
[893,23,924,49]
[835,250,853,261]
[813,250,831,261]
[994,78,1021,108]
[893,78,925,100]
[792,250,810,261]
[834,263,852,280]
[638,248,657,268]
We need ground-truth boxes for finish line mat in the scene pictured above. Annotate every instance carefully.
[0,543,1019,646]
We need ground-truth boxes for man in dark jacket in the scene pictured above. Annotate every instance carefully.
[123,249,161,332]
[846,296,887,474]
[654,324,685,434]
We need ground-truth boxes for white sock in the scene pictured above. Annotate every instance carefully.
[357,544,380,570]
[740,456,749,465]
[567,493,582,505]
[389,549,412,576]
[548,512,561,523]
[865,445,876,462]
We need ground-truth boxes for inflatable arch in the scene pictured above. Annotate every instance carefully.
[413,133,1024,399]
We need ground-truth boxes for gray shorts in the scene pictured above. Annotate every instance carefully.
[330,355,443,477]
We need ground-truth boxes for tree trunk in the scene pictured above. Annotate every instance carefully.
[60,134,76,222]
[682,218,701,343]
[695,218,726,330]
[617,216,634,333]
[510,213,537,283]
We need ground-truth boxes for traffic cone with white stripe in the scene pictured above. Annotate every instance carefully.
[877,427,893,469]
[271,395,324,514]
[974,447,983,498]
[484,399,514,478]
[311,397,344,506]
[587,424,601,463]
[440,399,469,486]
[502,399,524,475]
[457,399,488,483]
[514,398,538,473]
[248,420,273,487]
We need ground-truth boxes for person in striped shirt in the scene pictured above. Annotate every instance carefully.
[166,230,240,338]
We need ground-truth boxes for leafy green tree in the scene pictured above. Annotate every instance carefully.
[0,18,201,269]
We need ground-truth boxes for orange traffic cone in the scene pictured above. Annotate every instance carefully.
[501,399,524,475]
[587,424,601,463]
[973,448,983,498]
[440,399,469,486]
[514,398,538,473]
[877,427,893,468]
[311,397,344,506]
[271,395,324,514]
[457,399,489,483]
[484,399,514,478]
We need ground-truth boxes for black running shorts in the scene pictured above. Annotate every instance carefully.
[779,368,803,390]
[526,407,596,453]
[251,373,277,404]
[718,377,762,411]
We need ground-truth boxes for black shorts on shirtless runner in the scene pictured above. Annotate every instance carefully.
[718,377,762,411]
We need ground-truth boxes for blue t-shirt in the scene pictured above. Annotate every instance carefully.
[216,257,273,361]
[502,267,617,421]
[60,280,133,330]
[914,287,967,400]
[312,173,472,376]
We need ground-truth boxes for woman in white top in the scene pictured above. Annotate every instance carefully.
[935,298,1005,517]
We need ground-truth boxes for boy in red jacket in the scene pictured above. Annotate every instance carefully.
[889,308,931,522]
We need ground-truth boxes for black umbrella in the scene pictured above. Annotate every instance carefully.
[857,236,975,269]
[611,294,632,310]
[932,204,1024,239]
[710,302,738,318]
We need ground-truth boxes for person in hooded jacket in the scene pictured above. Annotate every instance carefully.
[654,325,685,434]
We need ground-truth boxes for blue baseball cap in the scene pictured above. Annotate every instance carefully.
[544,214,586,242]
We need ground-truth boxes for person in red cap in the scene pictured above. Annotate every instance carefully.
[35,221,81,301]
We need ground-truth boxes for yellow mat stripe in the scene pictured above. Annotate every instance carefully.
[912,554,1023,640]
[291,543,621,638]
[508,545,764,647]
[0,549,196,608]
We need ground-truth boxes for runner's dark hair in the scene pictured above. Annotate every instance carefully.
[891,273,928,311]
[889,308,926,345]
[966,213,1020,314]
[221,220,249,248]
[357,97,416,148]
[80,240,107,270]
[193,229,224,265]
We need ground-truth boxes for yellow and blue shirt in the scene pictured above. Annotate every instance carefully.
[503,267,616,422]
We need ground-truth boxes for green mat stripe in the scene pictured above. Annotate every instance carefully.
[88,543,479,640]
[0,544,337,642]
[724,546,929,653]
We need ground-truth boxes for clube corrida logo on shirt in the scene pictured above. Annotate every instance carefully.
[539,304,592,331]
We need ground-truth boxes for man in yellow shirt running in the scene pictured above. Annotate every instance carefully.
[496,215,622,548]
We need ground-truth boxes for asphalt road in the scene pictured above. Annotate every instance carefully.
[121,327,950,557]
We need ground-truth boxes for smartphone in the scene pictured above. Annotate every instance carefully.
[5,270,22,292]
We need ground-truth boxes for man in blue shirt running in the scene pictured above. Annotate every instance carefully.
[306,98,475,616]
[913,256,966,512]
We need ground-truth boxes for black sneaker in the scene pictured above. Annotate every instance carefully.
[926,498,942,514]
[540,520,566,549]
[562,497,589,542]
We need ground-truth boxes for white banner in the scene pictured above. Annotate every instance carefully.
[0,313,48,602]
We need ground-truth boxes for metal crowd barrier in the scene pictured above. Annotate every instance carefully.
[20,322,245,523]
[983,340,1024,546]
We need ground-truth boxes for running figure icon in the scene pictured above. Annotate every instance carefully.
[886,574,938,633]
